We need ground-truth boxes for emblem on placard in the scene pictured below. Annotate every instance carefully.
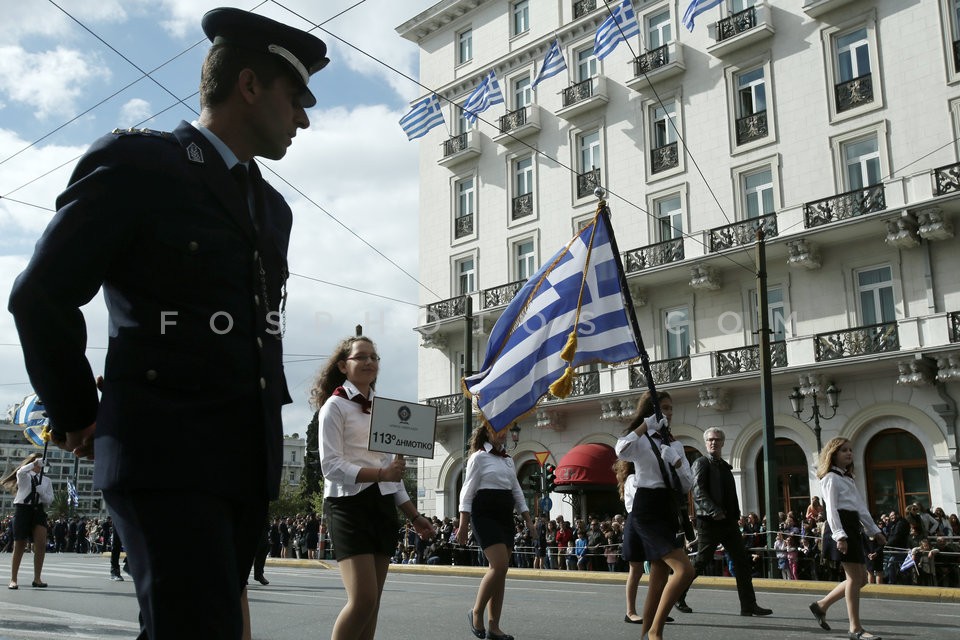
[397,405,412,424]
[186,142,204,164]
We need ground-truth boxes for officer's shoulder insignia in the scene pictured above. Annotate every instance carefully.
[110,127,173,140]
[186,142,204,164]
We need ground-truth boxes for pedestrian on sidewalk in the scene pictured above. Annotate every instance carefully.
[808,437,887,640]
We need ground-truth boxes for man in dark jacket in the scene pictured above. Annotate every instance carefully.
[8,8,328,639]
[883,509,910,584]
[687,427,772,617]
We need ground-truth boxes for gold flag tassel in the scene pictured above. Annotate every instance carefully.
[548,202,603,399]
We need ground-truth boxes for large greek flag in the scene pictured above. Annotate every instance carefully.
[399,94,445,141]
[532,39,567,88]
[683,0,723,31]
[14,393,46,427]
[461,70,505,124]
[593,0,640,60]
[463,210,640,432]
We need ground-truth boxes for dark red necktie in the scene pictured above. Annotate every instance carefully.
[332,386,371,413]
[488,446,509,458]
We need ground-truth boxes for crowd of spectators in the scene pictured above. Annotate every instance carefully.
[0,514,121,555]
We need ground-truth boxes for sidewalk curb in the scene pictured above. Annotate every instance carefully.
[263,559,960,602]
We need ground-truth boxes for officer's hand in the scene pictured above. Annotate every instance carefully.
[66,423,96,460]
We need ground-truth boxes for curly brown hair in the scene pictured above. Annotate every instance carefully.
[613,459,635,501]
[816,437,852,479]
[308,336,376,410]
[467,424,499,454]
[1,452,42,493]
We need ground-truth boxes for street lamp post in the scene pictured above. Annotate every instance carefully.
[508,423,521,450]
[789,382,841,453]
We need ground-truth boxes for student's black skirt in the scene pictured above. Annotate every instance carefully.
[620,511,645,563]
[822,509,866,564]
[325,484,398,561]
[470,489,515,550]
[630,487,683,562]
[13,503,47,540]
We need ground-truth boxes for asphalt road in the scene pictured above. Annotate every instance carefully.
[0,554,957,639]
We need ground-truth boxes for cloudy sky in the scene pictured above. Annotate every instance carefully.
[0,0,439,435]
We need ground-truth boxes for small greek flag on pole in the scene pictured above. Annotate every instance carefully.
[463,205,641,433]
[683,0,723,31]
[532,39,567,88]
[461,70,505,124]
[67,480,79,507]
[399,94,445,141]
[593,0,640,60]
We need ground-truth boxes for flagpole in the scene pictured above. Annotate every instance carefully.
[463,296,474,462]
[594,188,664,421]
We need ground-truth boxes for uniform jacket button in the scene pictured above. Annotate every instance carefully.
[259,377,267,389]
[254,294,260,306]
[253,250,259,260]
[187,241,199,253]
[256,337,263,349]
[145,369,158,381]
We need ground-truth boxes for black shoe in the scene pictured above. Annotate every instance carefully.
[467,610,485,639]
[488,633,514,640]
[254,575,269,585]
[675,601,693,613]
[740,604,772,616]
[110,574,124,582]
[809,602,830,630]
[31,581,47,588]
[624,615,643,624]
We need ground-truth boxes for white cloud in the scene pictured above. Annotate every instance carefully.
[0,46,111,119]
[118,98,154,128]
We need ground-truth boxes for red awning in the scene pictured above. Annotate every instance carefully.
[555,443,617,486]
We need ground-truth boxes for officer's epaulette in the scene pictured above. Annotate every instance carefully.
[110,127,174,140]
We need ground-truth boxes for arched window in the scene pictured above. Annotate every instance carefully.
[755,437,810,521]
[865,428,929,517]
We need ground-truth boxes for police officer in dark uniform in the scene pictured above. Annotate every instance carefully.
[8,8,328,639]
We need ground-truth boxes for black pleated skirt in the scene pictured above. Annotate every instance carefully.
[471,489,516,550]
[620,511,645,563]
[823,509,866,564]
[325,484,398,561]
[630,487,683,562]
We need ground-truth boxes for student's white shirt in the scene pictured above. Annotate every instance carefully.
[615,429,693,493]
[318,380,410,507]
[458,443,528,514]
[819,467,881,542]
[14,461,54,506]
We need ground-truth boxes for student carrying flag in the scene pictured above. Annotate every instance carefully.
[461,70,505,124]
[532,38,567,88]
[463,198,642,433]
[593,0,640,60]
[399,94,445,141]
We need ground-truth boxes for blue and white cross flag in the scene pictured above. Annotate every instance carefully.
[463,208,641,433]
[683,0,724,31]
[461,70,505,124]
[532,39,567,88]
[399,94,445,141]
[593,0,640,60]
[14,393,46,427]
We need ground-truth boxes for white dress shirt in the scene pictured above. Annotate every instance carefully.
[819,467,881,542]
[615,429,693,494]
[458,443,528,514]
[14,460,54,506]
[318,380,410,507]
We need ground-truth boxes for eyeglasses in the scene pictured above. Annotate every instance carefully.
[346,355,381,363]
[706,438,724,442]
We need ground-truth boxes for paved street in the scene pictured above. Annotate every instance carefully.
[0,553,958,639]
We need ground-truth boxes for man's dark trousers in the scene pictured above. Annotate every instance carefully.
[694,518,757,608]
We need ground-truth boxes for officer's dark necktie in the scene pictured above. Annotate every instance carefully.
[231,163,256,225]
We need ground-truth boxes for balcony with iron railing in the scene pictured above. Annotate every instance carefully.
[557,76,608,119]
[424,392,464,418]
[834,73,873,113]
[707,3,774,57]
[576,167,601,199]
[623,237,684,274]
[423,295,467,325]
[715,341,787,376]
[814,321,899,361]
[481,280,525,310]
[454,212,474,239]
[709,212,777,253]
[954,40,960,73]
[933,160,960,196]
[626,42,686,93]
[439,130,481,167]
[803,184,886,228]
[650,141,679,174]
[511,193,534,220]
[629,356,691,388]
[573,0,596,20]
[950,311,960,343]
[493,104,541,145]
[735,109,768,145]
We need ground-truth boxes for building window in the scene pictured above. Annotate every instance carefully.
[512,156,534,220]
[730,0,758,13]
[664,306,690,359]
[834,27,873,112]
[646,9,672,49]
[576,46,598,82]
[458,28,473,65]
[514,239,536,280]
[856,265,895,325]
[866,428,931,517]
[290,450,296,461]
[512,1,530,36]
[455,177,475,239]
[456,256,476,295]
[751,286,786,342]
[576,129,602,198]
[743,168,774,218]
[656,195,683,240]
[843,134,881,190]
[650,100,679,174]
[513,75,532,109]
[735,67,767,145]
[755,438,810,517]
